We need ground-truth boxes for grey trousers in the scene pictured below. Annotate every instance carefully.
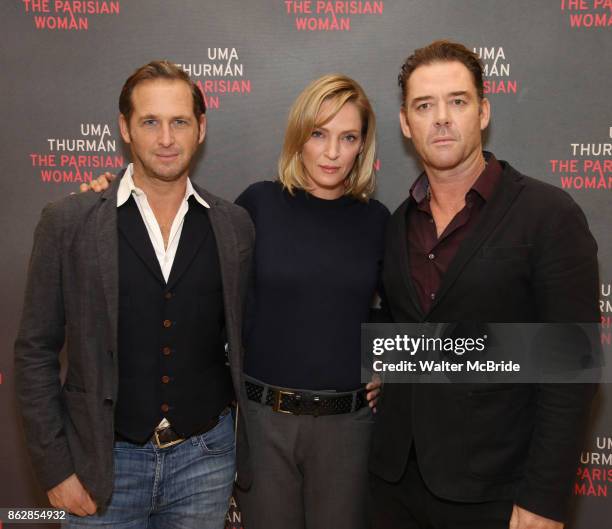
[237,399,374,529]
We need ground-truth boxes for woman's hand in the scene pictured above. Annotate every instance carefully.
[78,172,115,193]
[365,374,382,412]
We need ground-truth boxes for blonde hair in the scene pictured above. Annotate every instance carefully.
[278,74,377,201]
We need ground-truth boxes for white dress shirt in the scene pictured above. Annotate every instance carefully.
[116,163,210,283]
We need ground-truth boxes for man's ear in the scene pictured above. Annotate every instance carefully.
[479,97,491,131]
[198,114,206,144]
[399,106,412,139]
[119,114,131,144]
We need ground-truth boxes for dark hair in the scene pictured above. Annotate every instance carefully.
[398,40,484,102]
[119,60,206,121]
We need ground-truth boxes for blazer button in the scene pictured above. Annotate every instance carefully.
[164,292,173,300]
[161,375,170,384]
[161,403,169,413]
[163,319,172,328]
[162,346,171,356]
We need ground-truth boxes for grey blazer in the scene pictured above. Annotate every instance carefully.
[14,174,255,506]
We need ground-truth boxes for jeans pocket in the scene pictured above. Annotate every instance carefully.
[192,411,235,455]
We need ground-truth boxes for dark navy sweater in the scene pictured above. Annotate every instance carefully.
[236,181,389,390]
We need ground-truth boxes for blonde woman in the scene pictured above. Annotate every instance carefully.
[235,74,388,529]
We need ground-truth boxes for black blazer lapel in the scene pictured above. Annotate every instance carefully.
[394,199,425,319]
[426,169,526,316]
[166,198,211,291]
[117,197,165,286]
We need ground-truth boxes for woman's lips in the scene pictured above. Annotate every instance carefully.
[319,165,341,173]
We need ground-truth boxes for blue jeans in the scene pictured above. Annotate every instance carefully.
[65,410,235,529]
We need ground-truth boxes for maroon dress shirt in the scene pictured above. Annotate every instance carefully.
[407,152,502,313]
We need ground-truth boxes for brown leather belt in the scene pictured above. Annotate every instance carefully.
[115,408,230,449]
[245,379,368,416]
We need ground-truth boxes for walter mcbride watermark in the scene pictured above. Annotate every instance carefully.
[361,323,605,384]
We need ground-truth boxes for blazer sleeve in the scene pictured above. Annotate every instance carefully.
[14,203,75,492]
[369,204,393,324]
[370,282,394,323]
[515,196,599,522]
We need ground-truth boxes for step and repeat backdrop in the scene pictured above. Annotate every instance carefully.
[0,1,610,528]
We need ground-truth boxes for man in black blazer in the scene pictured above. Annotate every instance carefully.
[369,41,599,529]
[15,61,254,529]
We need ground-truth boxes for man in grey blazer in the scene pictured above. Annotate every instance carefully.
[15,61,254,529]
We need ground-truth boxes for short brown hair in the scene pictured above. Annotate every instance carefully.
[398,40,484,102]
[278,74,377,201]
[119,60,205,121]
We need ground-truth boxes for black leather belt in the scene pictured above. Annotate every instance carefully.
[245,379,368,416]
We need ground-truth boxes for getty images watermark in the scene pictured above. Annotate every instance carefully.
[361,323,606,384]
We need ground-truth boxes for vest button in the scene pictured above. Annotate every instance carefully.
[161,375,170,384]
[162,346,171,356]
[163,319,172,328]
[161,403,169,413]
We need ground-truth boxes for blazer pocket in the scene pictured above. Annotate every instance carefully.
[63,382,87,394]
[465,386,534,479]
[62,388,94,440]
[479,245,532,260]
[238,246,252,263]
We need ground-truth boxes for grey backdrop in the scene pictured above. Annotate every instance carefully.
[1,1,610,528]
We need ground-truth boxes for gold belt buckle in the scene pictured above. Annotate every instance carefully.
[153,429,184,449]
[272,390,294,414]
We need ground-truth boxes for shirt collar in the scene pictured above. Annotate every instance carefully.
[117,163,209,208]
[185,177,210,208]
[471,151,501,202]
[409,151,502,205]
[409,172,429,205]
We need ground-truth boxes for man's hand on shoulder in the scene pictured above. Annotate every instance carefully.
[509,505,563,529]
[47,473,97,517]
[77,172,115,194]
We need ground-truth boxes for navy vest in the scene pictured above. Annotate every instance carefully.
[115,196,233,442]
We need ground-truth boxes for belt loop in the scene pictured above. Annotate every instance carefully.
[262,384,269,405]
[351,390,358,413]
